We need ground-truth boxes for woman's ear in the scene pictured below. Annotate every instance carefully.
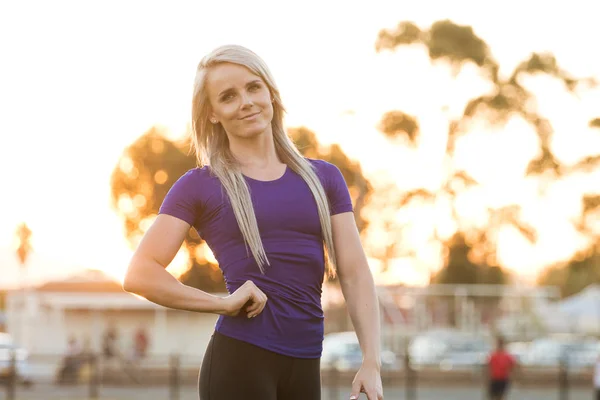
[208,109,218,124]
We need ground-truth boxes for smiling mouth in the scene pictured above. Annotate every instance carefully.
[240,111,260,120]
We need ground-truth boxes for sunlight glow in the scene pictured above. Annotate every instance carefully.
[1,1,599,288]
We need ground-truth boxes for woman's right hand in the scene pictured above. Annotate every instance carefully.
[221,280,268,318]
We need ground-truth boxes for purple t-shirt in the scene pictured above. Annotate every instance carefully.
[158,158,353,358]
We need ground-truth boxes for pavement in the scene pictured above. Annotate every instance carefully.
[0,383,595,400]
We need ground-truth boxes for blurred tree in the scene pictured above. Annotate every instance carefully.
[15,223,32,267]
[540,192,600,298]
[377,111,419,145]
[573,194,600,239]
[109,127,221,290]
[110,126,371,291]
[361,182,416,272]
[288,126,372,233]
[431,233,510,327]
[432,233,510,286]
[373,19,599,282]
[537,242,600,298]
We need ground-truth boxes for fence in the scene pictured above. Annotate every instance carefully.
[1,350,195,400]
[1,349,596,400]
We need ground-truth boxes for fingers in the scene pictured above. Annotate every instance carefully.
[350,385,382,400]
[349,381,362,399]
[363,389,380,400]
[244,282,267,318]
[252,292,268,317]
[245,294,264,315]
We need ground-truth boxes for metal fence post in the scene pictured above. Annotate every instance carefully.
[403,340,417,400]
[404,349,417,400]
[559,355,568,400]
[88,353,99,400]
[481,362,488,400]
[169,353,180,400]
[6,348,16,400]
[328,359,339,400]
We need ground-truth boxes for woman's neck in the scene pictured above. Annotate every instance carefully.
[228,132,283,169]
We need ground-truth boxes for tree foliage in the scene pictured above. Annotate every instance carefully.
[376,19,596,172]
[432,233,510,285]
[537,242,600,298]
[373,19,599,287]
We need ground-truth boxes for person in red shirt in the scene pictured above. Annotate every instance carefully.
[487,336,517,400]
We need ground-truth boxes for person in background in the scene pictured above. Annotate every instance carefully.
[57,335,82,384]
[102,325,118,360]
[132,327,149,362]
[487,336,517,400]
[594,354,600,400]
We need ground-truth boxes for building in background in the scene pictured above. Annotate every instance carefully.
[4,269,220,358]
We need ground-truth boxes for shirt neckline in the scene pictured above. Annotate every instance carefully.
[243,165,289,184]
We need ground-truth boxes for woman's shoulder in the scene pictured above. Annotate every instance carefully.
[177,165,217,183]
[304,158,344,180]
[168,166,221,197]
[305,158,340,172]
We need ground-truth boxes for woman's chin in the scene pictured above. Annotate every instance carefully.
[236,125,272,139]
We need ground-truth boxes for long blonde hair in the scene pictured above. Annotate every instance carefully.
[191,44,337,278]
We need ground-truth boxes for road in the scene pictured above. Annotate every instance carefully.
[0,383,594,400]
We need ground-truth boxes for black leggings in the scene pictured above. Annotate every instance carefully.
[198,331,321,400]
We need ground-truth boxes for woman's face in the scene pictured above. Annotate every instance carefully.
[206,62,274,140]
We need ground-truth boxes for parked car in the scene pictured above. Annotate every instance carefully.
[408,328,473,369]
[409,334,449,368]
[521,336,600,370]
[321,331,400,371]
[505,341,530,363]
[0,333,33,386]
[438,335,493,371]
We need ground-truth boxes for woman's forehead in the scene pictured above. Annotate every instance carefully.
[207,63,262,90]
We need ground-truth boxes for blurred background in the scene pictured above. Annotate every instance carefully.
[1,0,599,399]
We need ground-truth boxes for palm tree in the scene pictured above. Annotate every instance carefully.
[15,223,32,268]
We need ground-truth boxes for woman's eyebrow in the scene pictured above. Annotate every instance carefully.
[218,80,262,97]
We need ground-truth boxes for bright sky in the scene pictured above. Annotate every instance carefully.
[1,0,599,288]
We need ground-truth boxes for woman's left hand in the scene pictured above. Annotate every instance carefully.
[349,363,383,399]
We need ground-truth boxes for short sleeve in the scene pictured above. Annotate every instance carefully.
[322,162,353,215]
[158,169,202,226]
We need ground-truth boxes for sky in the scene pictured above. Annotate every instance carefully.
[1,0,599,288]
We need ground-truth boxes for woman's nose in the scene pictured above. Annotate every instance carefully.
[240,91,254,107]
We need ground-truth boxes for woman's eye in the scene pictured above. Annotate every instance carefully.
[221,93,234,102]
[249,83,261,91]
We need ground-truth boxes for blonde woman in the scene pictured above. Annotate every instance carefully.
[123,45,383,400]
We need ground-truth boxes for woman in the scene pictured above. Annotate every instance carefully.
[123,44,383,400]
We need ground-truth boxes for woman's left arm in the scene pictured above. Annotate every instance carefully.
[332,212,384,400]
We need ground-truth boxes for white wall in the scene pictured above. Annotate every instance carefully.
[52,308,218,357]
[6,290,219,357]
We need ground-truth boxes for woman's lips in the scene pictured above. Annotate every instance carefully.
[240,111,260,120]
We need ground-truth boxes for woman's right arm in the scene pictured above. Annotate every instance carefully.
[123,214,268,317]
[122,214,229,314]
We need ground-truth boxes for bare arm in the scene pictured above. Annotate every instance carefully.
[332,212,381,369]
[122,214,228,313]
